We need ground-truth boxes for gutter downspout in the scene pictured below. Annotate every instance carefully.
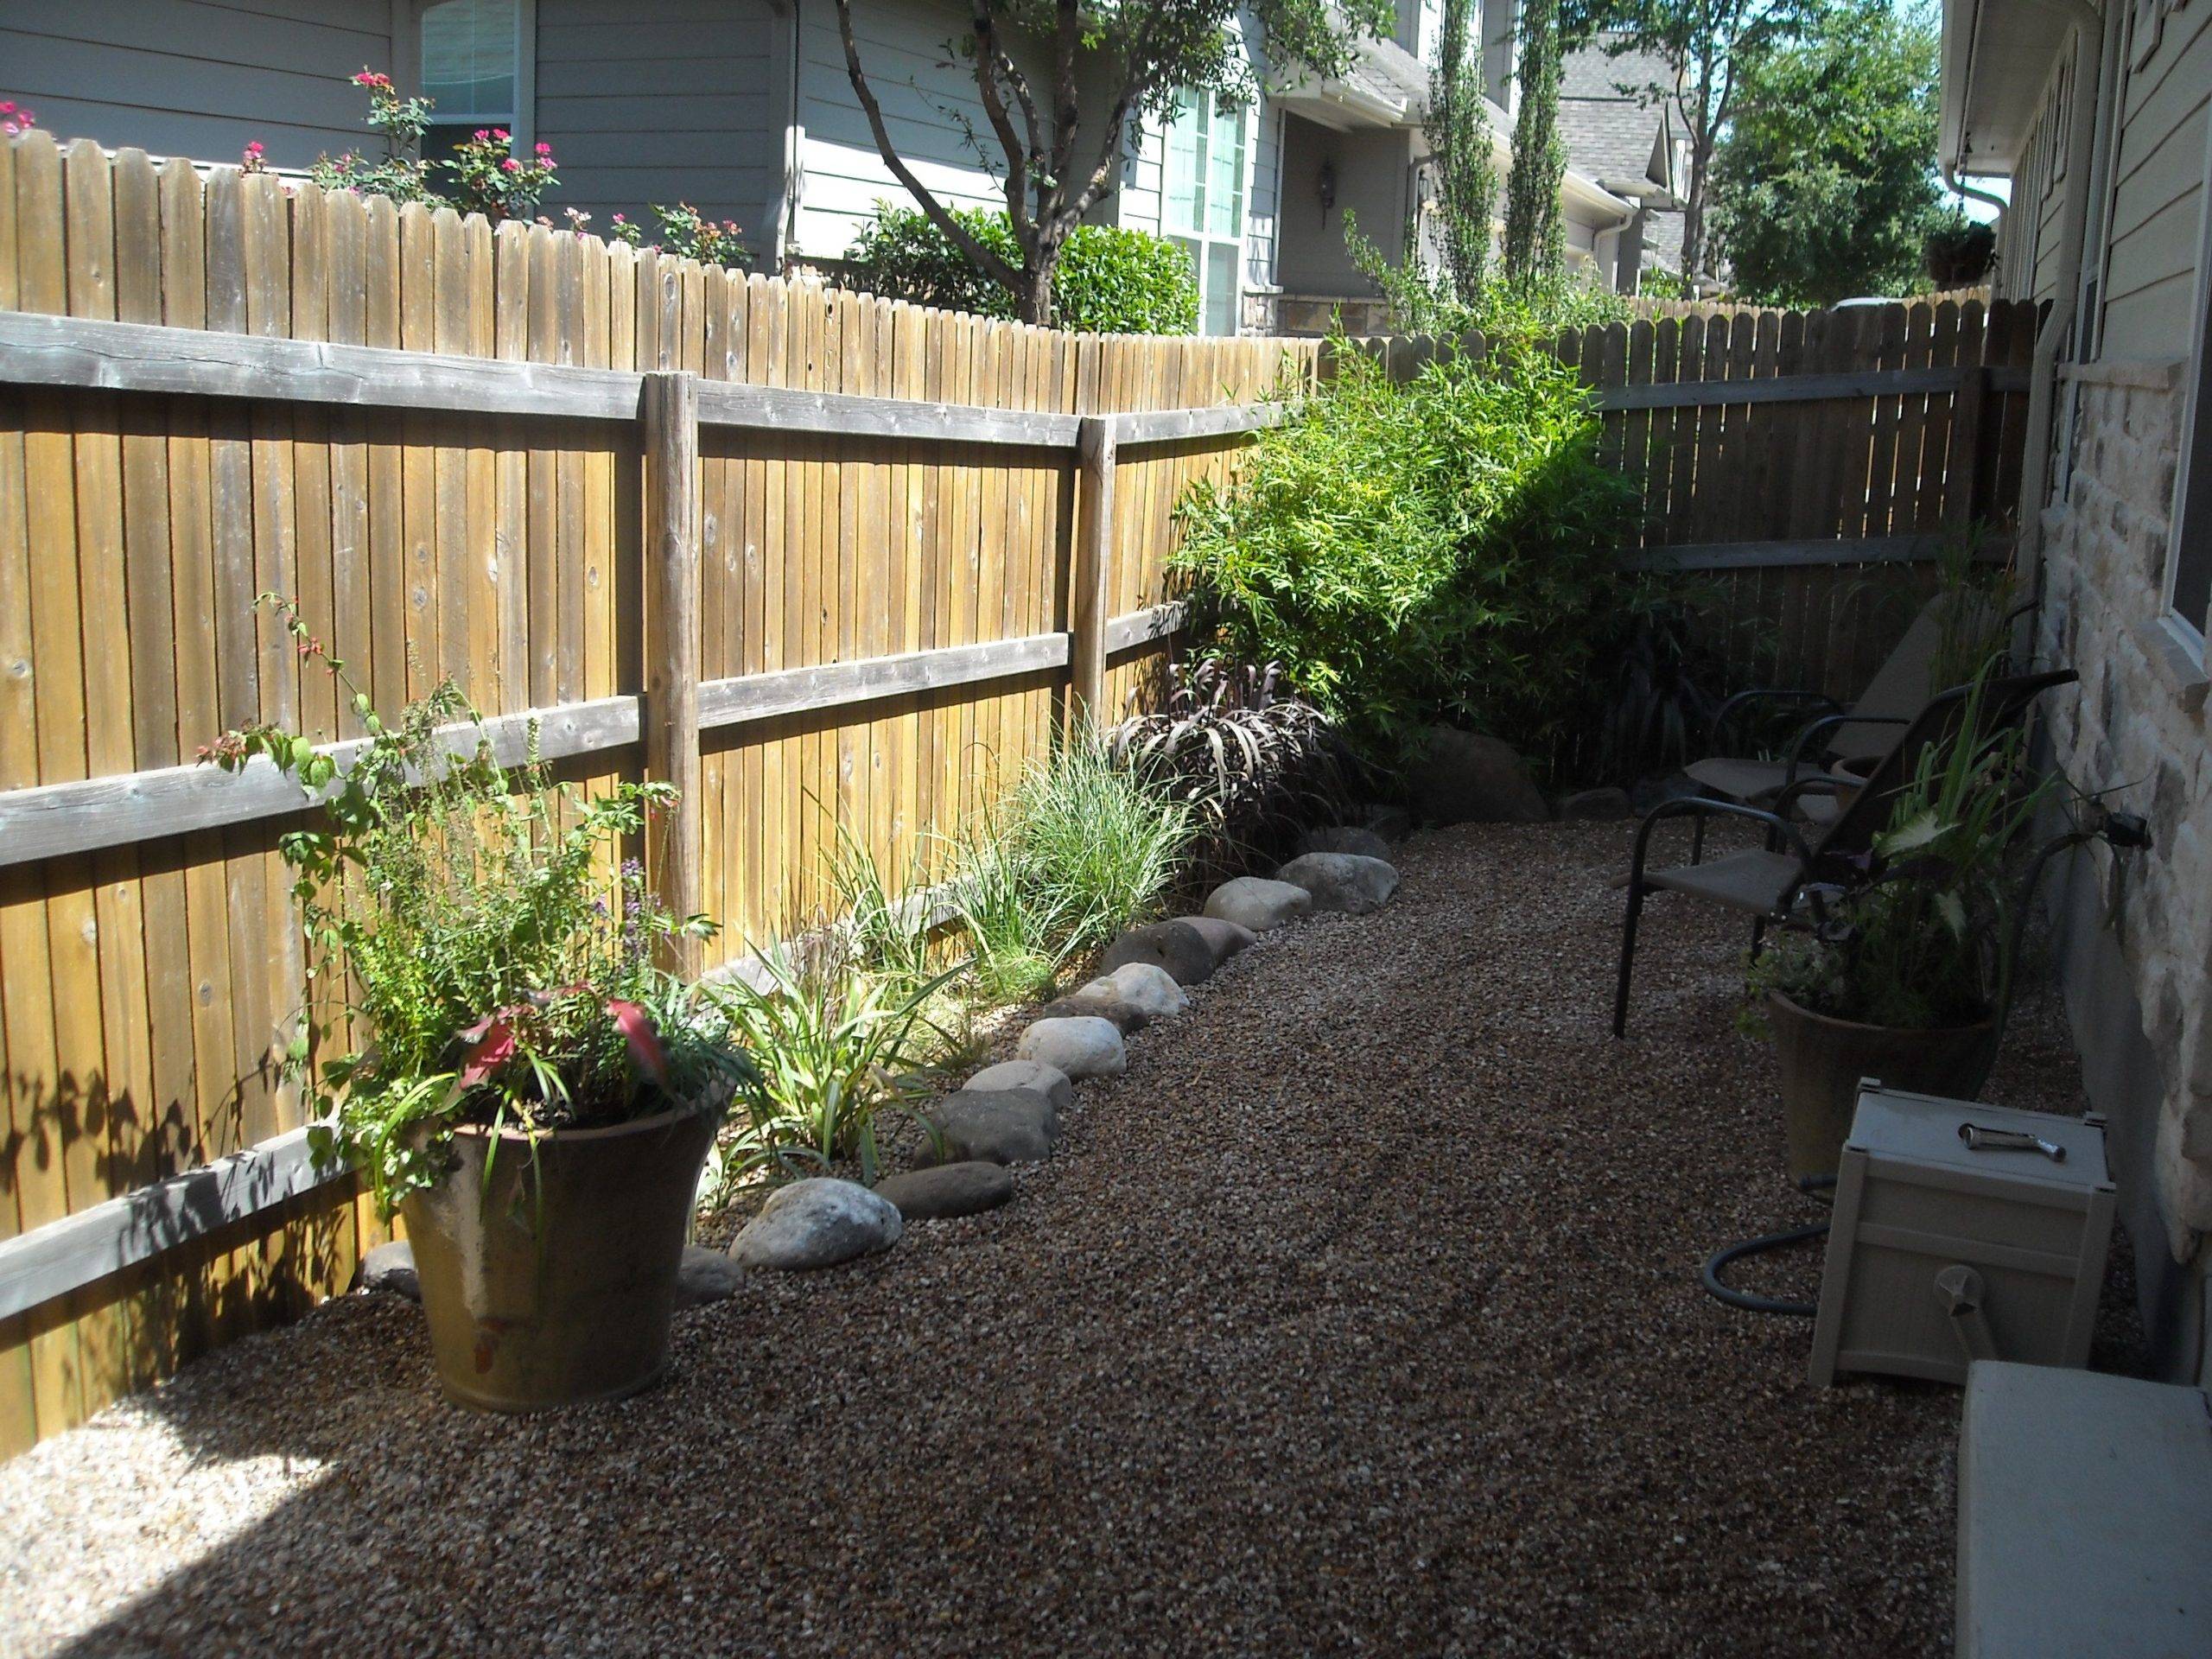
[1942,161,2009,233]
[2014,0,2106,581]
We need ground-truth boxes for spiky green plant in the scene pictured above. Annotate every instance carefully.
[704,944,961,1188]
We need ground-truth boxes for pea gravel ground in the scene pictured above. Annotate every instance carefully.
[0,820,2140,1659]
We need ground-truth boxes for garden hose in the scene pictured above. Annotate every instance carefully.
[1699,1175,1835,1318]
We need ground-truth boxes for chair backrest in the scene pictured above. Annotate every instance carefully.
[1806,668,2077,880]
[1829,592,2002,761]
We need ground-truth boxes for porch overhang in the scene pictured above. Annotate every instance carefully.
[1941,0,2077,175]
[1270,33,1428,130]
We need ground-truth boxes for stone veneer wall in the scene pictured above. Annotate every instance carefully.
[2037,372,2212,1324]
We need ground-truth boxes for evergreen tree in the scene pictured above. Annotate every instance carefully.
[1503,0,1567,285]
[1429,0,1497,302]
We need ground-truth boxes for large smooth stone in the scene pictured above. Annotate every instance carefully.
[1413,727,1548,824]
[1017,1015,1126,1079]
[918,1089,1059,1166]
[728,1179,903,1271]
[1101,919,1217,986]
[963,1058,1072,1113]
[355,1239,420,1300]
[1298,824,1394,861]
[675,1244,744,1307]
[874,1161,1015,1219]
[1203,876,1313,931]
[1039,995,1149,1033]
[1274,851,1400,915]
[1073,962,1189,1020]
[1171,915,1256,965]
[1559,785,1632,821]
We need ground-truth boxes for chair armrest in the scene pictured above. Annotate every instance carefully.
[1711,688,1842,755]
[1782,711,1910,784]
[1630,797,1817,887]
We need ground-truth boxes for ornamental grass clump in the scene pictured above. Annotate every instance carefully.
[1109,658,1353,876]
[1171,335,1635,770]
[203,598,751,1214]
[951,728,1195,1000]
[705,944,958,1189]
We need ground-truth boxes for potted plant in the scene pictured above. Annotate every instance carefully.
[1742,688,2055,1180]
[206,601,752,1411]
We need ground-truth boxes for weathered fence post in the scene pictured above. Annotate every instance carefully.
[1069,413,1116,728]
[640,368,702,976]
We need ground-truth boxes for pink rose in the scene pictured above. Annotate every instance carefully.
[474,128,490,142]
[0,102,14,114]
[501,156,520,172]
[536,142,552,156]
[493,128,509,141]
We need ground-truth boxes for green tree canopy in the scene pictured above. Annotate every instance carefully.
[1711,0,1948,305]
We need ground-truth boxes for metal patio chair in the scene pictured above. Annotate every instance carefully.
[1610,667,2076,1039]
[1687,594,2026,829]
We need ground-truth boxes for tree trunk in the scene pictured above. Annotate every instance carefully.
[1681,145,1709,283]
[1015,258,1057,327]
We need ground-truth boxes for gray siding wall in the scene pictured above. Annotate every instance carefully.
[2101,0,2212,355]
[534,0,783,257]
[1275,121,1407,295]
[0,0,394,169]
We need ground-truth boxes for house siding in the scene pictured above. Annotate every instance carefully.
[2037,369,2212,1380]
[0,0,392,168]
[2101,0,2212,353]
[534,0,783,254]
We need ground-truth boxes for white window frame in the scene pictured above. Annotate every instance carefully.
[397,0,536,155]
[1162,89,1252,337]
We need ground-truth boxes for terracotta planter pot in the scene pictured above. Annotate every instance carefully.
[400,1103,718,1412]
[1765,993,1993,1182]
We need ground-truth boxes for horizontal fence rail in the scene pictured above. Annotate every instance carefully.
[0,308,1279,449]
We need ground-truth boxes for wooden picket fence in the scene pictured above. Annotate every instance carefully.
[0,130,1313,1454]
[0,127,2028,1457]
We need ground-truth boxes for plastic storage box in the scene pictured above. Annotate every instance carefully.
[1809,1084,2114,1387]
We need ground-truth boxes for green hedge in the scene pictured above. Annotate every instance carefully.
[842,205,1200,335]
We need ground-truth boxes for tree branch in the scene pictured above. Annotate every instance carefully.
[834,0,1023,289]
[969,3,1038,236]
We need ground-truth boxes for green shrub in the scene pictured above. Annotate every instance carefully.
[842,204,1200,334]
[1172,336,1636,769]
